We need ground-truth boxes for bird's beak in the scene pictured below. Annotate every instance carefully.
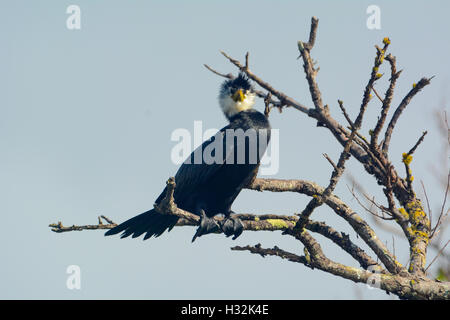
[232,89,245,102]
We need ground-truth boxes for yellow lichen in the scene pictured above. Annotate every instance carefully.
[399,207,409,218]
[413,230,428,239]
[412,83,417,88]
[411,247,422,254]
[304,247,311,264]
[412,209,425,220]
[383,37,391,45]
[266,219,290,229]
[376,73,382,79]
[402,153,413,165]
[406,202,414,210]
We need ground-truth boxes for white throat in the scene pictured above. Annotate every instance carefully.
[219,92,256,119]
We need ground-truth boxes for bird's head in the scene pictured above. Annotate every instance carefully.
[219,73,256,120]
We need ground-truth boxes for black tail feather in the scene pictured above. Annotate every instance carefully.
[105,209,179,240]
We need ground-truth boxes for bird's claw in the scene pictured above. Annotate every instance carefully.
[192,210,220,242]
[220,215,244,240]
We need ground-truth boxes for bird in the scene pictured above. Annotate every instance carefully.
[105,73,271,242]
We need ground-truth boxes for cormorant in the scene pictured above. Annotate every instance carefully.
[105,73,271,241]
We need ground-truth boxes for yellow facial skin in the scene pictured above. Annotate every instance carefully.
[232,89,245,102]
[219,88,255,119]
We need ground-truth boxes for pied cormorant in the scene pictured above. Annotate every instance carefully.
[105,73,271,241]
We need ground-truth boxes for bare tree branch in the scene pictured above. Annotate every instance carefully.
[232,241,449,300]
[249,178,405,274]
[220,51,312,116]
[48,16,449,300]
[383,77,433,154]
[371,53,402,149]
[49,215,117,233]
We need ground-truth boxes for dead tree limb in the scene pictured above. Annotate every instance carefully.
[49,17,449,300]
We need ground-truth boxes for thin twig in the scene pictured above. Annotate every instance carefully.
[347,184,394,220]
[220,50,312,115]
[371,53,401,149]
[323,153,339,172]
[338,100,355,129]
[49,216,117,233]
[408,131,428,155]
[203,64,234,79]
[424,239,450,273]
[431,171,450,239]
[372,86,384,103]
[420,180,433,228]
[383,77,433,154]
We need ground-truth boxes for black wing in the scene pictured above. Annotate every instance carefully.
[155,122,234,205]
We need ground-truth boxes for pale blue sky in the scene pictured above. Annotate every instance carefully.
[1,0,449,299]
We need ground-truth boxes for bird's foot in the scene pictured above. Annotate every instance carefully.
[220,215,244,240]
[192,210,220,242]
